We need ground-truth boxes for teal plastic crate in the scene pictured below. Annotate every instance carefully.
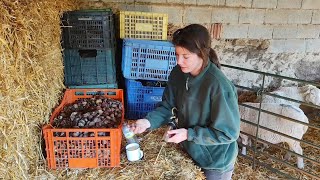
[63,49,117,88]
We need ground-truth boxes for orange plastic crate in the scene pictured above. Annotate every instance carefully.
[43,89,124,169]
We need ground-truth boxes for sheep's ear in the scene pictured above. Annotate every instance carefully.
[304,93,312,103]
[300,85,312,94]
[309,88,320,106]
[305,88,320,106]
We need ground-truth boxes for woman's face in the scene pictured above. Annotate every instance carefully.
[175,46,203,76]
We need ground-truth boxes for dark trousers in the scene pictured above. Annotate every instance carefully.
[203,165,234,180]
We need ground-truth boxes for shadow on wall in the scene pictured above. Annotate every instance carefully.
[293,60,320,82]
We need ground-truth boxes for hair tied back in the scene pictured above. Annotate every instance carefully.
[173,28,183,39]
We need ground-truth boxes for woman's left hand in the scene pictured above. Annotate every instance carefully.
[166,128,188,143]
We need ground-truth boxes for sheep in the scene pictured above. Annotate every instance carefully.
[239,103,309,169]
[255,85,320,107]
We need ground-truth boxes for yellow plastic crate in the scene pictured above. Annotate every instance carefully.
[119,11,168,40]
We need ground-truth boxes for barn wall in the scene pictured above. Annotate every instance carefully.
[83,0,320,88]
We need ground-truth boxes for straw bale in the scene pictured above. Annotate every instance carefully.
[0,0,77,179]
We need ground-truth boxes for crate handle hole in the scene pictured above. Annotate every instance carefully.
[86,91,105,96]
[107,91,116,96]
[75,92,85,96]
[78,49,97,58]
[98,132,110,137]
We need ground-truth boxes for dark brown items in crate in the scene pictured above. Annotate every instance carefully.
[52,96,123,133]
[43,89,124,169]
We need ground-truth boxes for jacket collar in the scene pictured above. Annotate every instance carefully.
[184,61,212,84]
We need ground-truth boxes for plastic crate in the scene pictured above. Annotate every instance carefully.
[125,79,165,119]
[63,49,117,88]
[119,11,168,40]
[43,89,124,169]
[62,9,115,49]
[122,39,176,81]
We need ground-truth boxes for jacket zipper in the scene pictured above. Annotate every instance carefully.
[185,77,189,91]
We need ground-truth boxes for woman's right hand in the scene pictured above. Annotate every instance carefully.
[130,119,151,134]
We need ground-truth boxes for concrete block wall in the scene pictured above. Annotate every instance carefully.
[94,0,320,53]
[84,0,320,85]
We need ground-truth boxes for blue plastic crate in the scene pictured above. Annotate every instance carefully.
[122,39,176,81]
[62,9,115,49]
[125,79,166,119]
[63,49,117,87]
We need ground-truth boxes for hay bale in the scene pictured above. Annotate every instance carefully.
[0,0,77,179]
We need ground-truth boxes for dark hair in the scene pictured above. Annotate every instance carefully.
[172,24,221,69]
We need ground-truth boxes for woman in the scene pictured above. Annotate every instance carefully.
[131,24,240,180]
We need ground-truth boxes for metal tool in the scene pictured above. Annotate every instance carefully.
[162,107,178,142]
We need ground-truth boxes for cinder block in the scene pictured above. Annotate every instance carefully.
[167,0,184,3]
[265,10,311,24]
[302,0,320,9]
[126,4,153,12]
[265,9,289,24]
[197,0,226,6]
[212,8,240,24]
[268,39,306,53]
[277,0,302,9]
[184,0,197,4]
[184,7,212,23]
[311,10,320,24]
[239,9,265,24]
[273,25,298,39]
[221,24,249,39]
[248,25,273,39]
[306,39,320,52]
[252,0,277,8]
[283,39,306,53]
[226,0,252,8]
[116,3,128,10]
[152,6,183,24]
[286,40,306,53]
[296,25,320,38]
[135,0,166,3]
[288,10,312,24]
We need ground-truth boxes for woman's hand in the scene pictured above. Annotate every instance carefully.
[130,119,151,134]
[166,128,188,143]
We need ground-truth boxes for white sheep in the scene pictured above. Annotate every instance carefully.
[256,85,320,107]
[239,103,309,169]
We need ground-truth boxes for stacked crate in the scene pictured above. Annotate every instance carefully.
[42,10,123,169]
[118,11,177,119]
[62,9,117,88]
[43,89,124,169]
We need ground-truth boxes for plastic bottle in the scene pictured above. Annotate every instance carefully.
[122,122,138,144]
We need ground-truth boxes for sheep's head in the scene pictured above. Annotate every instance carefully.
[302,85,320,106]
